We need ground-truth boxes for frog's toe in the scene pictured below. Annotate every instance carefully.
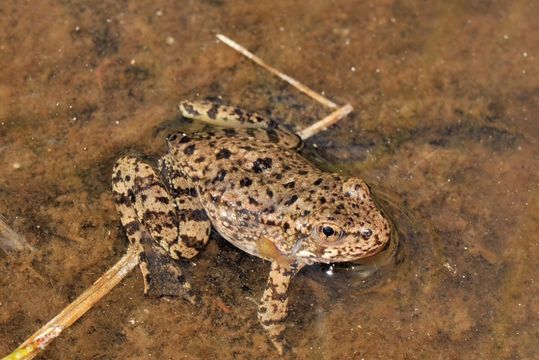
[270,333,289,355]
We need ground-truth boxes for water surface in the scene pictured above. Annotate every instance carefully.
[0,1,538,359]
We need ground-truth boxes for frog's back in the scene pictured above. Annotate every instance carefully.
[163,128,329,257]
[165,128,310,181]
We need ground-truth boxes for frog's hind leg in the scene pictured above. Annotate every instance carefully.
[158,153,212,259]
[179,100,302,150]
[258,261,305,354]
[112,155,210,300]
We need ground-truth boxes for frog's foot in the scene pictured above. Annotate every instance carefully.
[179,100,302,150]
[258,261,303,355]
[140,235,196,303]
[112,155,210,298]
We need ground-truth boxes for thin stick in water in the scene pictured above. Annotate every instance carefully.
[0,215,34,255]
[216,34,338,109]
[2,247,140,360]
[297,104,354,140]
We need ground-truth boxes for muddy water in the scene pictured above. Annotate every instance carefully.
[1,1,538,359]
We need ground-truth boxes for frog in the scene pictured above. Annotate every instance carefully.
[111,100,391,354]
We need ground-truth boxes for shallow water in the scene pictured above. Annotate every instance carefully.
[1,1,538,359]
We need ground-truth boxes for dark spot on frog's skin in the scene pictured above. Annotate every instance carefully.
[216,148,232,160]
[283,181,295,189]
[267,119,279,128]
[163,222,175,229]
[337,204,345,210]
[124,175,131,181]
[301,210,311,217]
[266,189,273,198]
[283,223,290,231]
[116,193,133,205]
[266,129,279,143]
[265,206,276,213]
[179,135,191,143]
[240,177,253,187]
[265,219,276,226]
[185,209,209,222]
[233,107,243,119]
[125,221,140,235]
[248,196,259,205]
[284,195,298,206]
[298,170,308,175]
[184,144,195,155]
[319,197,326,204]
[252,157,273,173]
[182,103,200,116]
[194,156,205,163]
[177,187,197,197]
[167,134,178,142]
[313,178,323,186]
[224,128,237,137]
[141,194,148,201]
[212,169,227,183]
[156,196,170,204]
[207,104,220,119]
[142,210,162,221]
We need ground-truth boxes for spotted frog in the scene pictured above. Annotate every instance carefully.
[112,101,391,354]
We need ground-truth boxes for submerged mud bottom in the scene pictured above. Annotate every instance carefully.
[1,0,538,359]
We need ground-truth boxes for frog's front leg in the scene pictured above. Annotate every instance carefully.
[258,261,305,354]
[112,155,211,300]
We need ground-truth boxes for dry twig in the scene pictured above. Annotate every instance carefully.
[2,247,139,360]
[217,34,339,109]
[298,104,354,140]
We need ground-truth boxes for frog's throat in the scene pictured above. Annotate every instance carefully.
[289,236,305,258]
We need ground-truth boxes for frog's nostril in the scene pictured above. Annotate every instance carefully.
[360,229,373,240]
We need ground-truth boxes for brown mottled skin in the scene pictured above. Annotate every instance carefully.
[112,101,391,354]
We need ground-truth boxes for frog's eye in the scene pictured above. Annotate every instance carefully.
[322,226,335,237]
[315,223,344,244]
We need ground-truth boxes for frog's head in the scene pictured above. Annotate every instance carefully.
[293,177,391,264]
